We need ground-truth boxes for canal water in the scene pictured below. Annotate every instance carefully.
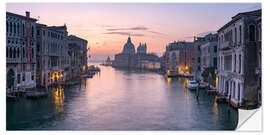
[7,64,238,130]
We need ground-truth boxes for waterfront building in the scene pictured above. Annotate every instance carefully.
[6,11,37,91]
[68,35,88,78]
[200,33,218,70]
[165,41,195,75]
[199,33,218,86]
[6,11,88,90]
[137,43,147,54]
[113,36,160,70]
[113,36,136,68]
[104,56,113,66]
[192,36,205,80]
[256,17,262,106]
[36,24,69,87]
[217,9,261,108]
[122,36,135,54]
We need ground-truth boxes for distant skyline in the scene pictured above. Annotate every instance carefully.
[6,3,261,61]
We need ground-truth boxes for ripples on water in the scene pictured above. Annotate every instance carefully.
[7,64,238,130]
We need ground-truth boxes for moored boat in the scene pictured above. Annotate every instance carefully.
[186,80,199,90]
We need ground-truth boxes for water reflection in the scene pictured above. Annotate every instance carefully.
[52,86,65,113]
[7,64,238,130]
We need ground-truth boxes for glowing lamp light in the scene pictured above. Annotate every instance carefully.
[167,70,171,75]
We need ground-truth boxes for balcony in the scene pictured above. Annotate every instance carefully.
[219,41,233,50]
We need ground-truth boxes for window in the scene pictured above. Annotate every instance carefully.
[17,23,20,34]
[10,22,12,33]
[32,64,35,72]
[238,83,241,100]
[31,25,34,37]
[22,24,25,36]
[239,25,242,43]
[225,30,233,41]
[224,55,232,71]
[234,54,236,72]
[22,74,25,81]
[23,48,25,58]
[9,48,12,58]
[214,46,217,53]
[258,24,261,41]
[232,82,235,98]
[235,27,237,43]
[214,57,217,68]
[22,64,26,72]
[6,21,8,32]
[17,48,20,58]
[249,24,255,41]
[13,48,16,58]
[32,48,34,59]
[239,54,242,74]
[14,23,16,33]
[6,48,8,57]
[17,74,21,84]
[37,42,40,53]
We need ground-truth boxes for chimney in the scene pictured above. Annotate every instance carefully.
[26,11,30,18]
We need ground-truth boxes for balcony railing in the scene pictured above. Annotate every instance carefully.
[219,41,233,50]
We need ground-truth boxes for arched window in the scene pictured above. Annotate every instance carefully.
[239,25,242,43]
[17,48,20,58]
[9,48,12,58]
[249,24,255,41]
[14,23,16,34]
[13,48,16,58]
[23,47,25,58]
[17,23,20,34]
[10,22,12,33]
[234,27,237,43]
[6,21,8,33]
[22,24,25,36]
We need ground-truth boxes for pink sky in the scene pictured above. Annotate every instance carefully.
[6,3,261,61]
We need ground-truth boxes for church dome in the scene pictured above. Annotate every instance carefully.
[122,36,135,54]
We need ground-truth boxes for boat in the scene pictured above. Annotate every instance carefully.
[186,80,199,90]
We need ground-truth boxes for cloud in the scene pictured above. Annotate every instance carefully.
[148,30,166,35]
[104,32,144,37]
[104,25,166,36]
[106,26,148,31]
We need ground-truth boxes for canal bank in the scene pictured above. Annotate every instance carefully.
[7,64,238,130]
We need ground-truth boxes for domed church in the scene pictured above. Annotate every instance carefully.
[122,36,135,54]
[113,36,160,69]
